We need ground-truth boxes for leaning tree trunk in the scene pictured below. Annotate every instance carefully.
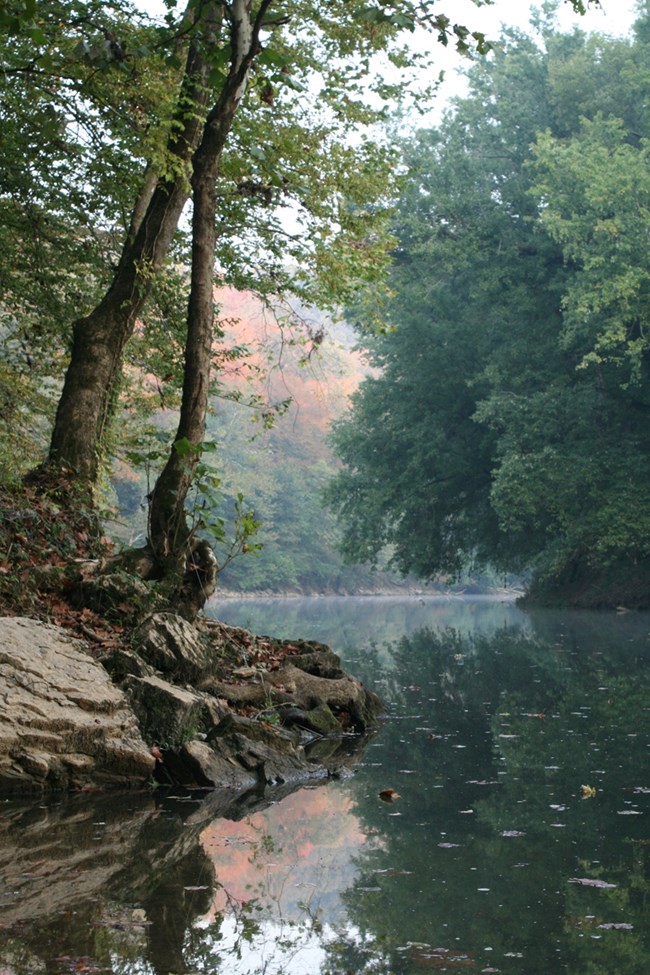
[45,8,219,486]
[148,0,271,618]
[146,151,220,616]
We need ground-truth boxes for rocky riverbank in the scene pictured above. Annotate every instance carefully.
[0,611,382,794]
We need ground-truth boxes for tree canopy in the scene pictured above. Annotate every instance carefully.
[327,4,650,606]
[0,0,618,611]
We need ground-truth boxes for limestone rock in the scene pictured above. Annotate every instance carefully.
[134,612,214,681]
[166,740,258,790]
[100,647,155,681]
[289,646,344,679]
[162,717,324,790]
[280,702,341,736]
[201,653,382,734]
[123,674,204,748]
[0,617,154,792]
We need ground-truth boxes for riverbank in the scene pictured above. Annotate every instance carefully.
[0,483,382,795]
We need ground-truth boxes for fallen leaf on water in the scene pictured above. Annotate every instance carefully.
[375,868,413,876]
[500,830,526,837]
[53,958,103,974]
[580,784,597,799]
[598,922,633,930]
[407,946,475,968]
[379,788,401,802]
[569,878,617,889]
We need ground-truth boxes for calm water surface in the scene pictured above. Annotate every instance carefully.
[2,596,650,974]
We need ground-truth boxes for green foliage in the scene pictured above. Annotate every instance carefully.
[328,10,650,605]
[532,116,650,381]
[1,0,607,589]
[0,0,178,467]
[0,0,491,484]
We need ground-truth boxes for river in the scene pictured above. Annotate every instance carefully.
[1,596,649,974]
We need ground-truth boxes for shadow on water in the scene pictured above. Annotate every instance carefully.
[2,598,650,974]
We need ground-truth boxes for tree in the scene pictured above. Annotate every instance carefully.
[1,0,604,610]
[30,0,495,488]
[327,9,650,606]
[45,1,222,483]
[0,0,175,476]
[146,0,273,609]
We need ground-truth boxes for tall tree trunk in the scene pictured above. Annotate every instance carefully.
[45,7,220,485]
[148,0,271,616]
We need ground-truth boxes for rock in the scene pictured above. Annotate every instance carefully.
[165,715,324,789]
[134,612,215,682]
[100,647,155,681]
[0,617,154,792]
[0,611,383,795]
[289,646,345,679]
[199,647,382,733]
[166,740,258,790]
[123,674,205,749]
[208,712,298,752]
[278,659,382,731]
[280,702,341,736]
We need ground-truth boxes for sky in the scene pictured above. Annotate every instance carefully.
[454,0,638,36]
[137,1,640,118]
[137,0,639,41]
[417,0,639,113]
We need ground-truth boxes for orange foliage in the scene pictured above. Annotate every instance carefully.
[200,785,374,919]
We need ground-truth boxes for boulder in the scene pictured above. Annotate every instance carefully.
[134,612,215,682]
[100,647,156,681]
[163,715,325,789]
[123,674,205,748]
[0,617,154,792]
[164,740,258,790]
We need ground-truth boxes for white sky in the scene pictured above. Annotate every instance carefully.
[420,0,639,114]
[138,0,638,33]
[455,0,637,36]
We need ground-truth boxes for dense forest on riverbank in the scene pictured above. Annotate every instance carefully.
[1,0,645,612]
[327,4,650,608]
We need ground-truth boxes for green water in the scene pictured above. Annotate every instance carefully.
[2,597,650,974]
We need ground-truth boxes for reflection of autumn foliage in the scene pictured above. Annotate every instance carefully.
[200,786,376,922]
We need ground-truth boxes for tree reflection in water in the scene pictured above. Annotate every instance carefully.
[2,601,650,974]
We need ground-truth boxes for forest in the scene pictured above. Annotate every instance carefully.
[327,2,650,608]
[1,0,648,612]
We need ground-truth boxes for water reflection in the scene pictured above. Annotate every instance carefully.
[207,593,530,652]
[2,599,650,974]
